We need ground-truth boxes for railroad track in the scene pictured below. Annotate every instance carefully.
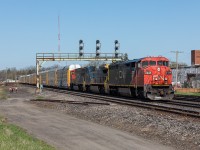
[174,95,200,102]
[35,87,200,118]
[155,99,200,109]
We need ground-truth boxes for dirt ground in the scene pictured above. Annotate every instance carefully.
[0,86,174,150]
[27,87,200,150]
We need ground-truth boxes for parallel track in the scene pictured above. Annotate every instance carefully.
[174,95,200,102]
[155,100,200,109]
[37,87,200,118]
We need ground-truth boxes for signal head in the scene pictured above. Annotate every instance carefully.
[79,46,83,50]
[79,40,83,44]
[96,40,100,44]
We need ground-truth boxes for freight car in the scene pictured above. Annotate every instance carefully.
[40,64,81,88]
[19,64,81,88]
[19,56,174,100]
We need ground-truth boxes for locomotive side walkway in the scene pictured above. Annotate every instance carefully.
[0,88,173,150]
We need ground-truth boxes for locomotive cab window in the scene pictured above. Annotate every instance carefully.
[163,61,169,66]
[149,61,156,66]
[157,61,163,66]
[142,61,148,68]
[157,61,169,66]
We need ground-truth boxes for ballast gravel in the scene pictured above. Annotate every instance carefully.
[29,88,200,150]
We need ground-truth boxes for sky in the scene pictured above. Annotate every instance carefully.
[1,0,200,70]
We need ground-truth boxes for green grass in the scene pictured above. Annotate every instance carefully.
[0,116,55,150]
[0,87,7,100]
[175,92,200,96]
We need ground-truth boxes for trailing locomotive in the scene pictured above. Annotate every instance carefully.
[19,56,174,100]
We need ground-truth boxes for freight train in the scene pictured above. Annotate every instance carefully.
[19,56,174,100]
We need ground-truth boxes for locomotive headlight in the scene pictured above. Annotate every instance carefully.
[166,71,172,75]
[145,70,151,75]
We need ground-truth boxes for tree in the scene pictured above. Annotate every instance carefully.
[84,61,106,68]
[123,53,128,61]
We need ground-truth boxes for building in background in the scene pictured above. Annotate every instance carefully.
[171,50,200,88]
[191,50,200,66]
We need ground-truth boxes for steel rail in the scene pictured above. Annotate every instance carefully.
[174,95,200,102]
[42,87,200,118]
[155,100,200,109]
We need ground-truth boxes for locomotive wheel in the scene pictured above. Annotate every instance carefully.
[70,84,74,90]
[110,88,118,96]
[78,85,83,91]
[130,88,136,97]
[86,86,90,92]
[99,86,105,94]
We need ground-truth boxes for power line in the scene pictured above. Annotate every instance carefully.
[171,50,184,87]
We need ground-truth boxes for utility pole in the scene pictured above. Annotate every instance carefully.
[171,50,183,87]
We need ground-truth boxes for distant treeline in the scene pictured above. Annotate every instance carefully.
[0,66,35,81]
[0,64,61,81]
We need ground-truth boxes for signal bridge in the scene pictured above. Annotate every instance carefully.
[36,52,124,61]
[36,52,125,90]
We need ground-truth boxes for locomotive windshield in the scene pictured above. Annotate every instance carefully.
[142,61,148,67]
[158,61,169,66]
[142,61,156,67]
[150,61,156,66]
[141,60,169,68]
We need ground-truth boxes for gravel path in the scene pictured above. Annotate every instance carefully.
[2,85,200,150]
[30,88,200,150]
